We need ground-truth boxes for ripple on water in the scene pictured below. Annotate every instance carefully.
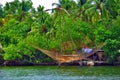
[0,66,120,80]
[1,75,120,80]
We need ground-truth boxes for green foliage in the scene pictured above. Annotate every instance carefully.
[110,16,120,40]
[94,24,110,43]
[21,0,33,12]
[103,39,120,63]
[0,19,19,33]
[0,0,120,64]
[3,0,33,16]
[102,15,120,63]
[26,34,48,49]
[0,4,4,18]
[3,44,22,60]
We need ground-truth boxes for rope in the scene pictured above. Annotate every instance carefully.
[62,14,77,53]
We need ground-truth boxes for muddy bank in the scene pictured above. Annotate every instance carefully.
[0,60,120,66]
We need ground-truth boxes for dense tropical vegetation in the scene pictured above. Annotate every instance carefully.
[0,0,120,65]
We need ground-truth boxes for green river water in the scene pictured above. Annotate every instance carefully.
[0,66,120,80]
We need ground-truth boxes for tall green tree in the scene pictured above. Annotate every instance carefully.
[0,4,4,18]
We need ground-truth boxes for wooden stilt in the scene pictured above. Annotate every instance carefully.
[58,62,61,66]
[78,61,83,67]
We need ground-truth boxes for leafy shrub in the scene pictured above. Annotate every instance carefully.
[103,39,120,63]
[3,44,22,60]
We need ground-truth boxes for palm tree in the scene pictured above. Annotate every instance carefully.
[76,0,110,23]
[3,0,33,21]
[0,4,4,18]
[104,0,119,19]
[75,0,87,21]
[52,0,77,15]
[0,4,4,27]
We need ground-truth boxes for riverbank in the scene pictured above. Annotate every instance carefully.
[1,60,120,66]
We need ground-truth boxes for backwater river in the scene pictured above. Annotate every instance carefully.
[0,66,120,80]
